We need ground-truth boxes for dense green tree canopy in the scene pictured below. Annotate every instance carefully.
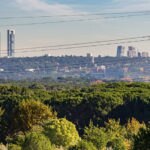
[0,82,150,149]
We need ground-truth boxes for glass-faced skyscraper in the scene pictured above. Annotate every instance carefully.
[7,30,15,57]
[117,46,125,57]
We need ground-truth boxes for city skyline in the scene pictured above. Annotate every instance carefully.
[0,0,150,57]
[0,29,150,58]
[117,45,149,58]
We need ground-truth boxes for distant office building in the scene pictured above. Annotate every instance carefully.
[87,53,95,64]
[7,29,15,57]
[116,46,125,57]
[87,53,92,58]
[138,52,142,57]
[44,54,51,57]
[142,52,149,57]
[127,46,137,58]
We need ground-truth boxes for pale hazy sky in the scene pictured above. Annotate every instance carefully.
[0,0,150,57]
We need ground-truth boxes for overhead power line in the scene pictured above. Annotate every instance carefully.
[1,35,150,51]
[1,13,150,27]
[15,39,150,53]
[1,35,150,55]
[1,10,150,19]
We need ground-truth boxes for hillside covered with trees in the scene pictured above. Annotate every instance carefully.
[0,82,150,150]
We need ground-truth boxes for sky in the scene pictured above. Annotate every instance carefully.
[0,0,150,57]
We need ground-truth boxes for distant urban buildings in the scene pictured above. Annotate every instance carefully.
[116,45,149,58]
[117,46,125,57]
[87,53,95,64]
[127,46,137,58]
[142,52,149,57]
[86,53,92,58]
[7,29,15,57]
[138,52,142,57]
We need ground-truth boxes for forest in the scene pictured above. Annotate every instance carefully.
[0,81,150,150]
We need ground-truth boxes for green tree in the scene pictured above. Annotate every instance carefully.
[69,140,97,150]
[133,125,150,150]
[126,117,145,140]
[23,132,52,150]
[105,119,126,140]
[83,122,107,150]
[17,100,56,131]
[104,119,127,150]
[106,138,126,150]
[43,118,80,148]
[8,144,22,150]
[6,132,25,147]
[0,98,22,142]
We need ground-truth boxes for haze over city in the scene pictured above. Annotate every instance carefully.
[0,0,150,57]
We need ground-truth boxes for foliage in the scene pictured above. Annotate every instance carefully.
[8,144,22,150]
[105,119,126,140]
[106,138,126,150]
[133,125,150,150]
[126,118,145,140]
[0,108,4,118]
[69,140,97,150]
[23,132,52,150]
[6,132,25,147]
[16,100,56,131]
[43,118,80,148]
[0,82,150,148]
[83,122,107,150]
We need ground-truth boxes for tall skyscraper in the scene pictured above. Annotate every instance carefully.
[116,46,125,57]
[7,29,15,57]
[138,52,142,58]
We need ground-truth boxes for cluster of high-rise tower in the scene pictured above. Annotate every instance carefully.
[116,45,149,58]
